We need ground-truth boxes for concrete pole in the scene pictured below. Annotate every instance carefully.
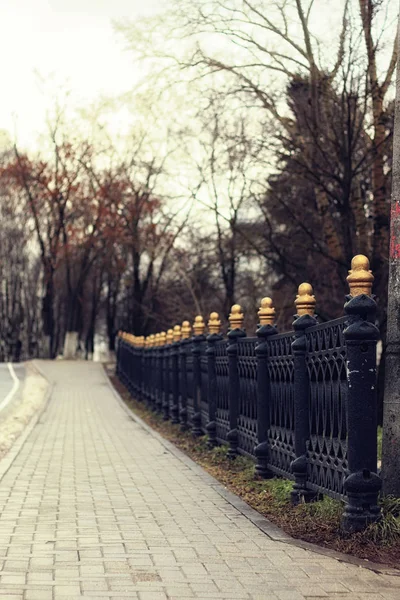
[382,22,400,496]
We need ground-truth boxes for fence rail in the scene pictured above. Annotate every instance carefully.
[116,255,382,532]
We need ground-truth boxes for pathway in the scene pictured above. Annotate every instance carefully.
[0,361,398,600]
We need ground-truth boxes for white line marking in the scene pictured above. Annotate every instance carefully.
[0,363,20,413]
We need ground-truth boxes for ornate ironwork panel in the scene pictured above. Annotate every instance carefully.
[215,339,229,442]
[267,331,295,479]
[237,337,258,457]
[305,316,348,500]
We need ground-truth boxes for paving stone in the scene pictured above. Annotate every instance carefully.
[1,575,26,584]
[27,572,53,583]
[54,585,82,596]
[25,590,53,600]
[81,580,109,591]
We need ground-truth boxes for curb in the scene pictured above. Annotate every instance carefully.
[103,365,400,578]
[0,361,53,484]
[0,363,21,414]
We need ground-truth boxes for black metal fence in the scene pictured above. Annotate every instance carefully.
[116,255,382,532]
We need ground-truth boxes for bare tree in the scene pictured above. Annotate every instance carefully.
[119,0,397,305]
[185,103,266,314]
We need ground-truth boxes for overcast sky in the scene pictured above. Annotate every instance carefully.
[0,0,397,151]
[0,0,163,148]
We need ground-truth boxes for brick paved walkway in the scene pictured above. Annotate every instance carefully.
[0,361,398,600]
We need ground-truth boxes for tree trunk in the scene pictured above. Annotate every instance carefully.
[63,332,79,359]
[382,29,400,496]
[106,281,118,352]
[42,274,55,358]
[63,288,84,359]
[371,100,390,311]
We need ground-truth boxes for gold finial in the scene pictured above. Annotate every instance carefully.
[208,312,221,334]
[166,329,174,344]
[295,283,316,316]
[347,254,374,297]
[258,297,276,325]
[154,333,160,347]
[193,315,205,336]
[229,304,244,330]
[181,321,192,339]
[160,331,167,346]
[137,336,144,347]
[173,325,182,342]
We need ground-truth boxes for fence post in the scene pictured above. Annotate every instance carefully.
[149,335,156,410]
[138,337,144,401]
[158,332,166,413]
[254,298,277,478]
[192,315,206,437]
[145,336,150,406]
[148,336,153,407]
[116,331,121,377]
[131,335,139,399]
[136,336,143,399]
[119,334,126,387]
[206,312,222,448]
[342,255,381,532]
[123,335,130,392]
[163,329,173,420]
[227,305,246,459]
[154,334,161,412]
[141,337,147,403]
[171,325,181,424]
[121,335,127,385]
[291,284,318,504]
[180,321,191,431]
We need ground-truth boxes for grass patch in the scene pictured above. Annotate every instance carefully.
[366,496,400,545]
[109,371,400,570]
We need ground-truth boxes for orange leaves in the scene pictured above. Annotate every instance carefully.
[0,140,169,303]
